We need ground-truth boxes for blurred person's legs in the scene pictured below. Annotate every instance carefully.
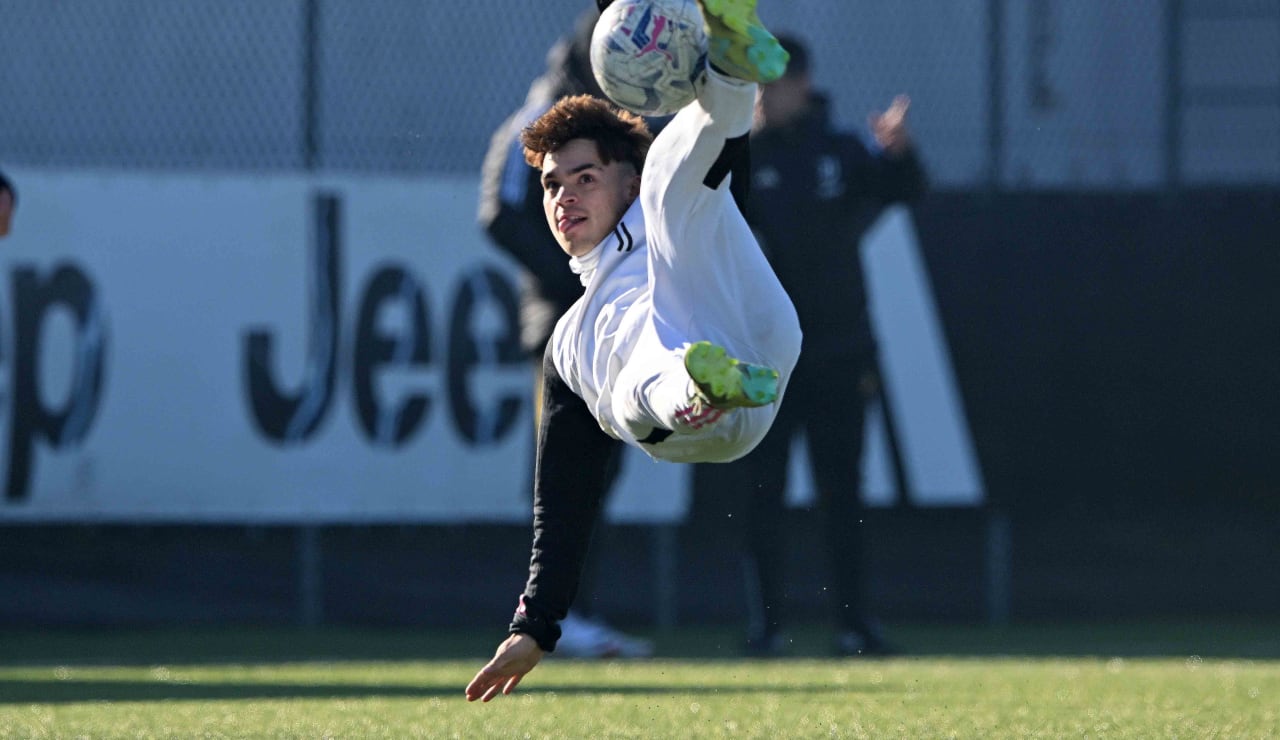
[806,354,895,656]
[735,351,893,656]
[736,403,793,655]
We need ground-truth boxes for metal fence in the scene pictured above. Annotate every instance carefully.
[1,0,1276,187]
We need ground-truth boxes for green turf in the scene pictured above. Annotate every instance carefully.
[0,623,1277,738]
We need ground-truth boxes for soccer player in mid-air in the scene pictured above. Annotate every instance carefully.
[466,0,801,701]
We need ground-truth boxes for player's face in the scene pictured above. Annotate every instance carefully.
[540,138,640,257]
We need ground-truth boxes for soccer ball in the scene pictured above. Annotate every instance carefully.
[590,0,708,116]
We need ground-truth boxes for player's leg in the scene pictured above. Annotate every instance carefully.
[634,82,798,447]
[636,0,793,355]
[610,1,799,457]
[612,71,798,454]
[638,65,799,377]
[640,64,757,223]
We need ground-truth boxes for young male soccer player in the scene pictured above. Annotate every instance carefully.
[466,0,801,701]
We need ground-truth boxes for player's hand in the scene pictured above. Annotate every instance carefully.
[869,95,912,155]
[465,633,545,702]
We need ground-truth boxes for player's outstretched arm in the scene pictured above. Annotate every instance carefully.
[465,633,545,702]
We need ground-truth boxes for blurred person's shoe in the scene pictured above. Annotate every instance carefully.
[834,628,899,658]
[695,0,789,83]
[554,612,654,659]
[585,615,655,658]
[743,631,789,657]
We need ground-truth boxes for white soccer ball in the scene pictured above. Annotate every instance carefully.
[590,0,708,116]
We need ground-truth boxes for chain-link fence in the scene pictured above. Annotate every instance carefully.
[1,0,1276,187]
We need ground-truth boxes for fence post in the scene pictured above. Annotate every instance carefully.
[987,0,1006,189]
[298,524,323,627]
[302,0,321,170]
[984,509,1011,625]
[1164,0,1183,190]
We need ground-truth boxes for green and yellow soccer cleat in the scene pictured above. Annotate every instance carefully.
[684,340,780,409]
[695,0,790,83]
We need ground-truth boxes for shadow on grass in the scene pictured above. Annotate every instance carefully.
[659,621,1280,661]
[1,621,1279,668]
[0,678,893,704]
[0,628,495,667]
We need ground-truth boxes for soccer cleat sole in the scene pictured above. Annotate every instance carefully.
[696,0,789,83]
[684,341,779,409]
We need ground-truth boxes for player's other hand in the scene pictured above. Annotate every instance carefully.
[869,95,912,155]
[465,633,545,702]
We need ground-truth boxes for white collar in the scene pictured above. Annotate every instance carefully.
[568,243,603,287]
[566,200,645,287]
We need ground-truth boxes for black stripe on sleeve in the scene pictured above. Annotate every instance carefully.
[702,132,750,191]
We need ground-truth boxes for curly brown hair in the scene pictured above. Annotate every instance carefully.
[521,94,653,173]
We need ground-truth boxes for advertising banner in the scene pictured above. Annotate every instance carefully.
[0,172,687,523]
[0,172,979,523]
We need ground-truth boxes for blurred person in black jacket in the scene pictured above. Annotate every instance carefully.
[710,33,927,656]
[476,7,651,660]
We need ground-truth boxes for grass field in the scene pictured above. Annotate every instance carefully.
[1,621,1277,738]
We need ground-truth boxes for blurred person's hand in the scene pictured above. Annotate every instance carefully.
[869,95,912,156]
[465,632,545,702]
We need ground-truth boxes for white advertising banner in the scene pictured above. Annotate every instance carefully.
[0,171,687,523]
[0,172,978,523]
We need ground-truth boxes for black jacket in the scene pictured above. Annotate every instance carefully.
[747,94,927,359]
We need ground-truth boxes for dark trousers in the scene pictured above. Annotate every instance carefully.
[716,349,874,637]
